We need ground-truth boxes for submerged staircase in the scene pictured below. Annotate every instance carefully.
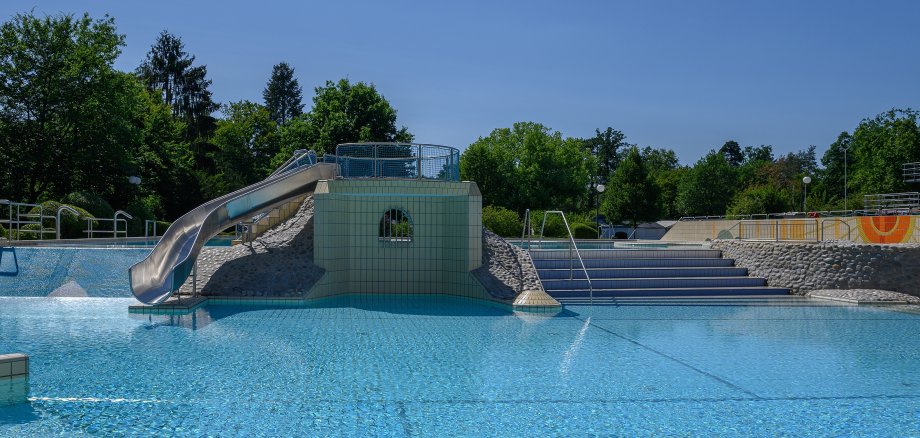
[530,247,789,305]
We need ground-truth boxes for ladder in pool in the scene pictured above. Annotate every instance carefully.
[522,209,593,304]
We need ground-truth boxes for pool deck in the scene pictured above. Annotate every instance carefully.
[808,288,920,305]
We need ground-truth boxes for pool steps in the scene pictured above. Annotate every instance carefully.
[530,248,789,302]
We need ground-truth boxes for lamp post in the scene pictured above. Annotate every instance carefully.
[595,184,606,238]
[842,146,848,213]
[802,176,812,212]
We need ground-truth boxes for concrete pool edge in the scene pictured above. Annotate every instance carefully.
[127,292,562,315]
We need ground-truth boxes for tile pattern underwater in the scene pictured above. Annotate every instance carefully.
[1,295,919,435]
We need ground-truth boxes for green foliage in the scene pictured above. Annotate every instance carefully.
[136,30,218,140]
[309,79,413,154]
[62,192,115,219]
[263,62,304,125]
[0,12,144,203]
[726,185,793,216]
[602,147,659,227]
[583,127,626,183]
[719,140,743,167]
[482,205,522,237]
[676,151,738,216]
[27,201,95,239]
[461,122,591,213]
[210,101,279,197]
[124,197,159,236]
[850,109,920,195]
[571,223,598,239]
[527,210,568,238]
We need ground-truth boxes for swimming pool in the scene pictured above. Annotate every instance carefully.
[1,295,918,435]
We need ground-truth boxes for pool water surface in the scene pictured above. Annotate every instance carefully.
[1,295,919,435]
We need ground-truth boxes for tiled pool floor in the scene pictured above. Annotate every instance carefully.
[1,295,919,435]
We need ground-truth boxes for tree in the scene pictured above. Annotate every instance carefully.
[461,122,592,213]
[263,62,304,125]
[137,31,218,140]
[819,132,853,206]
[727,185,792,216]
[676,151,738,216]
[0,12,141,202]
[583,127,627,184]
[850,109,920,195]
[719,140,743,167]
[308,79,412,154]
[640,146,682,219]
[602,147,659,228]
[210,101,279,197]
[743,145,774,163]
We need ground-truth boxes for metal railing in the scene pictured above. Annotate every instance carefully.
[820,218,852,241]
[904,162,920,183]
[56,205,80,240]
[679,207,920,222]
[735,219,819,241]
[0,200,55,240]
[523,209,593,304]
[270,149,318,178]
[328,143,460,181]
[863,192,920,211]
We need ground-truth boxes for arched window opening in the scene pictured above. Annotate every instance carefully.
[379,208,413,242]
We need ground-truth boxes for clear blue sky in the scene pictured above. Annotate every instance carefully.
[3,0,918,164]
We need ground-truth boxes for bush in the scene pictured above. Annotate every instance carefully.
[482,205,522,237]
[62,192,115,219]
[572,223,598,239]
[125,198,159,237]
[527,210,569,238]
[0,224,6,238]
[14,223,54,240]
[28,201,96,239]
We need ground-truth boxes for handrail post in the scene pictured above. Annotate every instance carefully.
[541,210,593,305]
[56,205,80,240]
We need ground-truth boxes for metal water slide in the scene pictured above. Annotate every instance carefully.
[129,157,337,305]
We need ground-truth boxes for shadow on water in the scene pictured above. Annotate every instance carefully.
[0,378,37,425]
[0,403,39,426]
[131,294,579,331]
[0,247,19,277]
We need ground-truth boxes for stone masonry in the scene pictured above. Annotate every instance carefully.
[473,229,544,299]
[179,197,324,297]
[710,240,920,298]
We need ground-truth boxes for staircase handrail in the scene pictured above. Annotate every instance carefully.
[537,210,593,305]
[56,205,80,239]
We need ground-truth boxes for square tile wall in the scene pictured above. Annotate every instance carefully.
[312,180,488,299]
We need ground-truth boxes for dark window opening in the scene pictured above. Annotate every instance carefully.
[379,208,413,241]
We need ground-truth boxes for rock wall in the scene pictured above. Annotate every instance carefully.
[181,196,324,297]
[472,229,544,299]
[710,240,920,297]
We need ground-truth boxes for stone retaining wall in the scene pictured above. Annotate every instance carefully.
[710,240,920,297]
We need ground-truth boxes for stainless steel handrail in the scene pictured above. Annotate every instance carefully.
[84,218,128,238]
[521,209,532,250]
[537,210,593,304]
[820,218,852,241]
[56,205,80,239]
[114,210,134,238]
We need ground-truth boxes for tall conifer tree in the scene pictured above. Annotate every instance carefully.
[263,62,304,125]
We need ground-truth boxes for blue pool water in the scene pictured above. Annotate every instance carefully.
[1,295,919,435]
